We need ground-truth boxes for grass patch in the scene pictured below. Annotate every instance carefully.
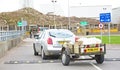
[96,36,120,44]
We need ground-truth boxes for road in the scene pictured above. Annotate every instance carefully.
[0,38,120,70]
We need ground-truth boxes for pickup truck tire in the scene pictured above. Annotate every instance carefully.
[33,43,38,56]
[61,51,70,66]
[95,55,104,64]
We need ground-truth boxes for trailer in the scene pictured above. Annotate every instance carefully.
[61,37,106,66]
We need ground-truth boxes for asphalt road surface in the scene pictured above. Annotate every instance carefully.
[0,38,120,70]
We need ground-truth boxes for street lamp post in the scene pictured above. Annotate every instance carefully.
[51,0,57,29]
[68,0,70,30]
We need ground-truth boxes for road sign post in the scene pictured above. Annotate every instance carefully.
[17,20,27,31]
[99,23,104,43]
[100,13,111,44]
[80,21,88,35]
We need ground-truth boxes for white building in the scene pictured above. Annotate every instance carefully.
[112,7,120,31]
[112,7,120,24]
[70,5,112,18]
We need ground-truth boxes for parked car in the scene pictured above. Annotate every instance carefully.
[33,29,78,59]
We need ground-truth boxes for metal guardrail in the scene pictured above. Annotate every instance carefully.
[0,30,25,41]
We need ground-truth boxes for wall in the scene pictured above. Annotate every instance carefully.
[0,37,22,58]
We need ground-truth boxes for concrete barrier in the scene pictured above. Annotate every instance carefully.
[0,41,6,58]
[0,37,22,58]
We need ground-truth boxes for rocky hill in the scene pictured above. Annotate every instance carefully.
[0,7,99,26]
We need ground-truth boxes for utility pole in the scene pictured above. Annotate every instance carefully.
[68,0,70,29]
[51,0,57,29]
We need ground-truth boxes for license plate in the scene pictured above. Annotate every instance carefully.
[86,48,100,53]
[58,41,65,45]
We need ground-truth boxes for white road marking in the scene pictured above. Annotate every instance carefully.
[26,61,30,63]
[113,59,116,61]
[14,61,18,64]
[50,60,54,63]
[81,56,102,70]
[38,61,42,63]
[90,63,102,70]
[81,56,85,59]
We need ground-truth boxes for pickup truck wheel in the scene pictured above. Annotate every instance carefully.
[95,55,104,64]
[33,43,38,56]
[61,51,70,66]
[41,49,46,59]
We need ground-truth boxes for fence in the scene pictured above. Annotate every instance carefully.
[0,30,25,41]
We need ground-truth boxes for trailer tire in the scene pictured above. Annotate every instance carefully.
[61,51,70,66]
[95,55,104,64]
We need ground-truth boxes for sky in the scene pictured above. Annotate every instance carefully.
[0,0,120,16]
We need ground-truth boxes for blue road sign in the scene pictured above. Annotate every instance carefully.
[100,13,111,23]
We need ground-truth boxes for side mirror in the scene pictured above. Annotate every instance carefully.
[34,35,39,39]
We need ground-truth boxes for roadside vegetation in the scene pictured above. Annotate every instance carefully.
[96,36,120,44]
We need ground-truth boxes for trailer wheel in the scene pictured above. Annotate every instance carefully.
[95,55,104,64]
[61,51,70,66]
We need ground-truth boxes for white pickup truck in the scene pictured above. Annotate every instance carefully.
[61,37,106,66]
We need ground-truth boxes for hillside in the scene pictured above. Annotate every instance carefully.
[0,7,99,26]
